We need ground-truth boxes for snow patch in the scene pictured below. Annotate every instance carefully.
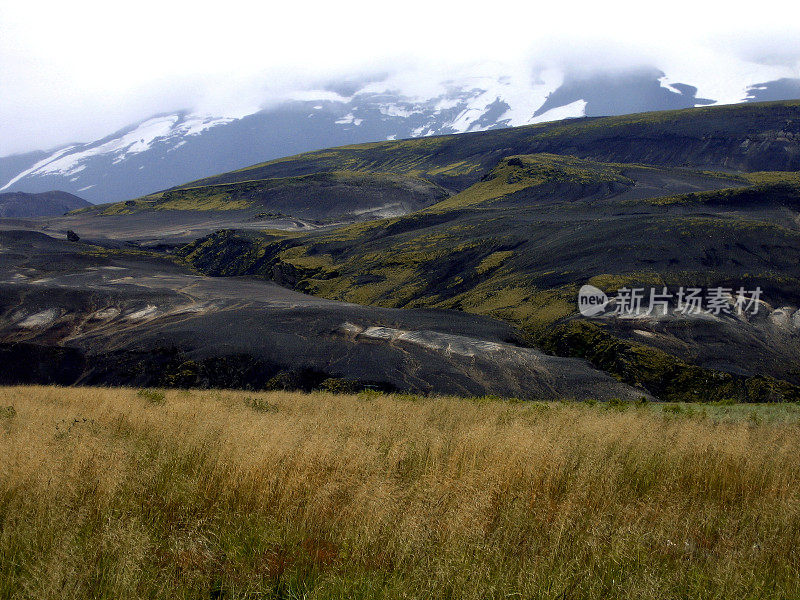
[658,76,686,96]
[178,115,236,137]
[2,112,242,188]
[11,116,180,180]
[656,48,795,105]
[378,104,418,118]
[1,145,77,190]
[335,113,363,126]
[288,90,350,103]
[530,100,587,124]
[361,63,566,135]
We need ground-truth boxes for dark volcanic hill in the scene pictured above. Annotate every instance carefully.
[178,101,800,192]
[33,100,800,244]
[0,190,90,218]
[0,230,642,401]
[3,101,800,401]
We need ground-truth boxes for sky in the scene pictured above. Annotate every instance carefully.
[1,0,799,156]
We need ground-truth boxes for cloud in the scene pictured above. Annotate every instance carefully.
[1,0,799,155]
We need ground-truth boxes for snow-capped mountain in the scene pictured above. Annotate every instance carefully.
[2,65,799,204]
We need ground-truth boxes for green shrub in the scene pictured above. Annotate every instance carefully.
[711,397,738,406]
[474,395,504,404]
[319,378,361,394]
[137,389,165,405]
[358,388,384,400]
[266,371,305,391]
[244,396,277,413]
[606,397,627,410]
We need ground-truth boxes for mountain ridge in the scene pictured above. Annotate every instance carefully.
[3,69,799,203]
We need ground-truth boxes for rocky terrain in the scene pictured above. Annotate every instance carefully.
[2,100,799,400]
[0,230,642,399]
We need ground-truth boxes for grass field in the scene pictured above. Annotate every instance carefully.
[1,386,799,599]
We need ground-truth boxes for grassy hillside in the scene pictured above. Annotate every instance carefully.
[2,386,800,599]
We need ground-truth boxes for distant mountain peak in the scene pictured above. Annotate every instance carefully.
[2,66,799,204]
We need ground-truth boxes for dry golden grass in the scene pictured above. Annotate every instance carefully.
[1,386,799,599]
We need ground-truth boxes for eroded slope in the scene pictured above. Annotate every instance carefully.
[0,230,642,400]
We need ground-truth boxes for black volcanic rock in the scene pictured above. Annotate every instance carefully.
[0,230,643,400]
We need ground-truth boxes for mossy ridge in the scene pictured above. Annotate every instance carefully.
[98,189,250,215]
[178,226,573,330]
[589,272,667,292]
[277,246,337,272]
[168,100,800,199]
[435,280,575,332]
[476,251,514,275]
[177,205,800,309]
[669,214,800,237]
[626,174,800,208]
[177,225,800,403]
[176,230,287,278]
[96,170,450,216]
[744,171,800,186]
[176,141,486,193]
[425,153,635,211]
[538,320,800,403]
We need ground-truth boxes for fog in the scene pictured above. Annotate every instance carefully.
[1,0,799,156]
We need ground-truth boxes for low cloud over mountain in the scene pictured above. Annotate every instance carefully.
[3,63,799,204]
